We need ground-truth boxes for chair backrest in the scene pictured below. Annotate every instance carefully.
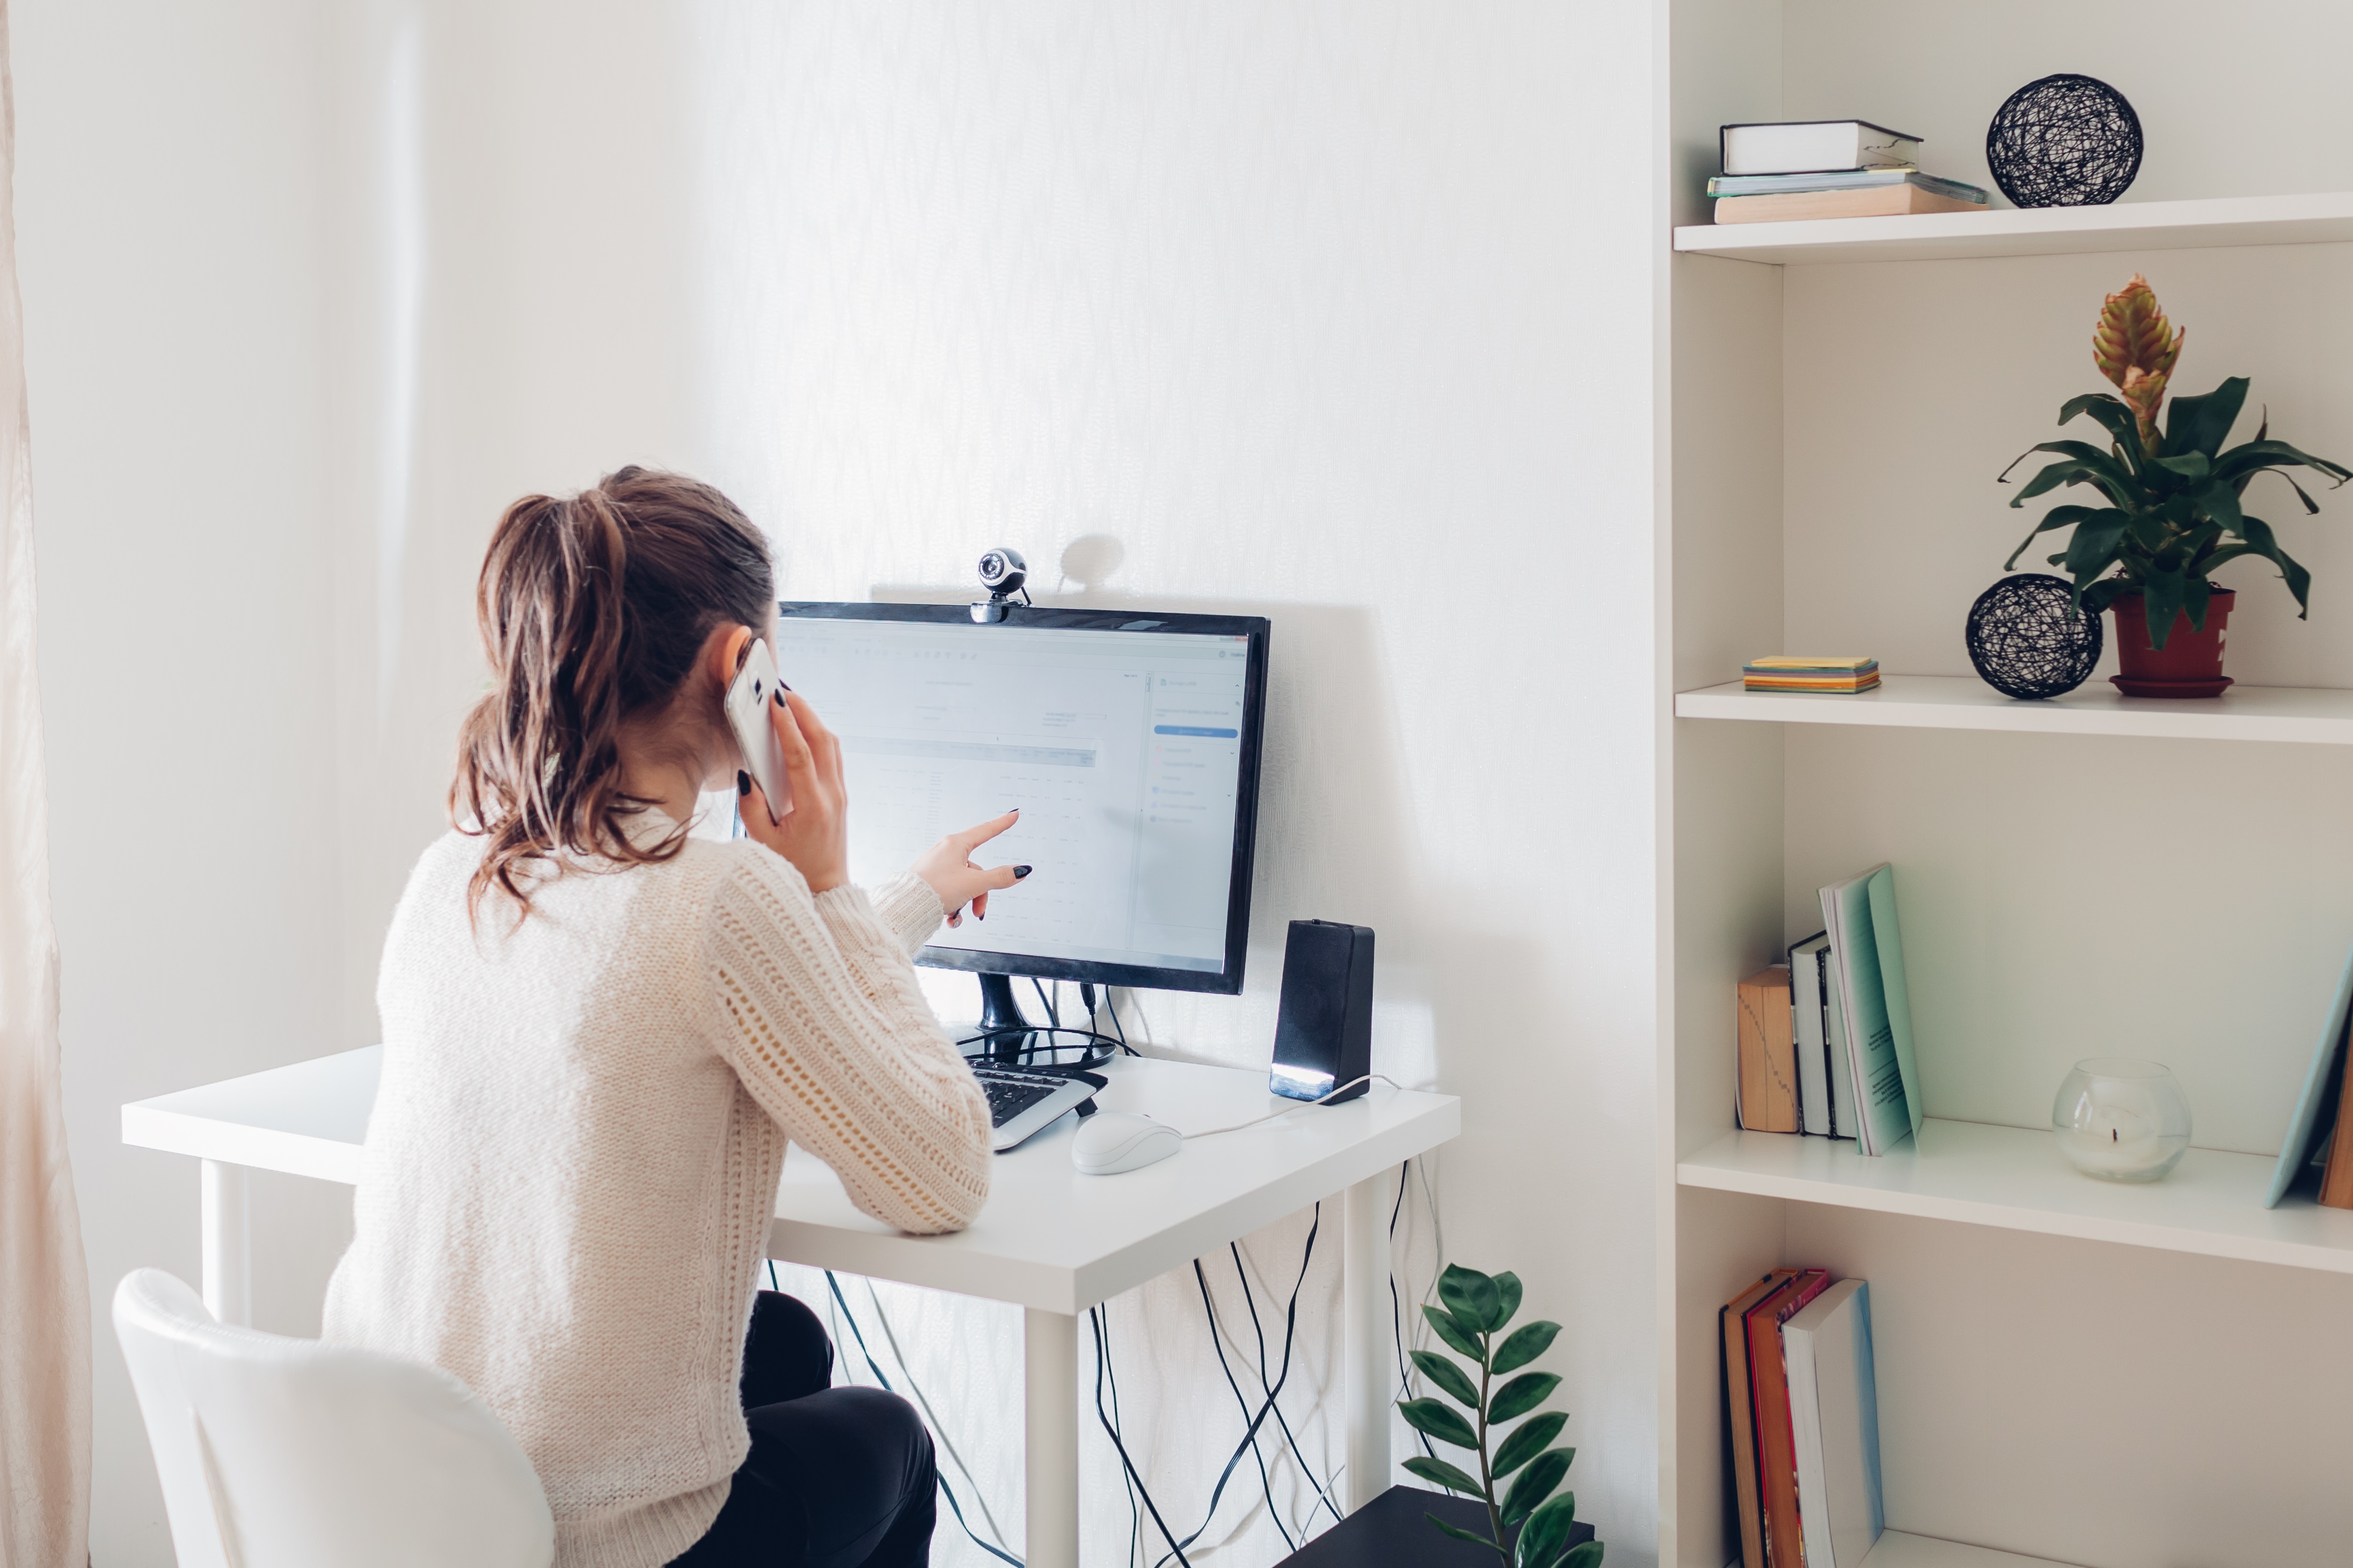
[112,1269,554,1568]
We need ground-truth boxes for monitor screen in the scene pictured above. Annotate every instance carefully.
[770,603,1270,993]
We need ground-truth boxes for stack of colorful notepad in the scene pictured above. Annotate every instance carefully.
[1743,656,1880,694]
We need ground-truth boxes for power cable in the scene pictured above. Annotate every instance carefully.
[1226,1241,1342,1531]
[863,1279,1016,1558]
[1092,1304,1194,1567]
[822,1271,1024,1568]
[1191,1259,1295,1554]
[1389,1160,1435,1461]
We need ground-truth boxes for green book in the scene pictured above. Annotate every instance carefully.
[1819,864,1924,1156]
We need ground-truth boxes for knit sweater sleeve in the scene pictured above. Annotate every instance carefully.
[701,848,991,1235]
[867,869,946,955]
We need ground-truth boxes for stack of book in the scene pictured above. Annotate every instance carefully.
[1711,120,1989,224]
[1723,1271,1884,1568]
[1735,864,1925,1157]
[1743,656,1880,694]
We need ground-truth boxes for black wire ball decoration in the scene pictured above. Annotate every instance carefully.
[1967,574,2104,699]
[1985,74,2142,208]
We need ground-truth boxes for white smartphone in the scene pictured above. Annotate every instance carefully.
[724,636,793,819]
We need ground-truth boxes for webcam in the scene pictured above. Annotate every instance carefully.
[971,547,1029,622]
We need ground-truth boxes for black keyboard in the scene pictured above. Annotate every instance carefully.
[973,1066,1065,1126]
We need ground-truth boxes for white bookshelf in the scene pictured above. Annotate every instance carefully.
[1857,1534,2082,1568]
[1675,675,2353,744]
[1679,1120,2353,1277]
[1672,189,2353,267]
[1662,5,2353,1564]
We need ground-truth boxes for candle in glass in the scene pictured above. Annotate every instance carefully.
[2052,1057,2191,1182]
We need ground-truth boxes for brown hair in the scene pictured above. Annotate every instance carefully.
[452,466,774,919]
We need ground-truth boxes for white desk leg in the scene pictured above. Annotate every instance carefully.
[1342,1166,1394,1513]
[1025,1307,1079,1568]
[200,1159,252,1327]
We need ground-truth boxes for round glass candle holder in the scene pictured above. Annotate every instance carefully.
[2052,1057,2191,1182]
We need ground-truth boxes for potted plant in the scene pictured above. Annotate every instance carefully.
[1397,1264,1602,1568]
[1999,273,2353,696]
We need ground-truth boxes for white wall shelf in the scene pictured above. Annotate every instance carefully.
[1675,673,2353,744]
[1672,190,2353,266]
[1856,1532,2081,1568]
[1679,1118,2353,1276]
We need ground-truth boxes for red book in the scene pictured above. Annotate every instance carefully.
[1747,1269,1830,1567]
[1722,1270,1799,1568]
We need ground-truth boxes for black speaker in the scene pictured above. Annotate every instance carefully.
[1270,920,1375,1103]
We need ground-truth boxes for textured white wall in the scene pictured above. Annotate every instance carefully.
[27,4,1664,1562]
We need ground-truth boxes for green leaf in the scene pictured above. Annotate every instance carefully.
[2152,451,2212,482]
[1411,1349,1483,1410]
[1399,1396,1480,1451]
[1439,1264,1504,1335]
[1488,1372,1563,1424]
[2140,566,2189,650]
[2195,479,2246,536]
[2005,452,2133,509]
[2059,393,2145,467]
[2225,515,2313,616]
[2214,438,2353,487]
[1514,1492,1581,1568]
[2057,511,2131,583]
[1424,1303,1484,1361]
[1402,1455,1486,1496]
[2003,504,2127,570]
[1493,1416,1569,1479]
[1500,1448,1571,1527]
[1426,1514,1509,1558]
[1492,1319,1561,1376]
[2250,467,2325,514]
[1557,1540,1605,1568]
[2185,574,2216,633]
[1492,1271,1523,1331]
[2164,376,2248,459]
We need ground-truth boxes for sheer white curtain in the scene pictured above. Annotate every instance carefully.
[0,2,91,1563]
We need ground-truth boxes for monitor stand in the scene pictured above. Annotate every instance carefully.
[974,973,1044,1064]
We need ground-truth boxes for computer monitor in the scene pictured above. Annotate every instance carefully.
[770,603,1270,1016]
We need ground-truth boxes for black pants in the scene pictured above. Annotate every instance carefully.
[668,1291,938,1567]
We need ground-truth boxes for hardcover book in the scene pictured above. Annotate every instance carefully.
[1819,864,1924,1157]
[1784,1278,1884,1568]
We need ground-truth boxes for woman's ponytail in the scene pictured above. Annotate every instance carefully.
[452,467,774,921]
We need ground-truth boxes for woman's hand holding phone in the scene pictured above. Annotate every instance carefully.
[739,691,848,895]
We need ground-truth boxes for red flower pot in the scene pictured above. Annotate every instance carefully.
[2109,589,2234,698]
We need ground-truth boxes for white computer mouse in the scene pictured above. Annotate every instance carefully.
[1070,1111,1182,1175]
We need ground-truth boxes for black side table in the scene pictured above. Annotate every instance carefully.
[1274,1485,1597,1566]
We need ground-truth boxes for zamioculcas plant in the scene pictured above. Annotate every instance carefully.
[1999,272,2353,647]
[1398,1264,1602,1568]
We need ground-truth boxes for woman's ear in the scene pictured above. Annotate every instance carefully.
[705,623,754,694]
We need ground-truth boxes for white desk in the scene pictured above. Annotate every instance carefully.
[123,1049,1458,1568]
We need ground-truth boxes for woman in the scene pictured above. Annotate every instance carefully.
[324,467,1019,1568]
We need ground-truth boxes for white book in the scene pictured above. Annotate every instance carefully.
[1783,1278,1884,1568]
[1789,934,1832,1136]
[1721,120,1921,176]
[1818,864,1924,1158]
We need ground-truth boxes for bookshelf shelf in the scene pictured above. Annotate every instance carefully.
[1678,1118,2353,1276]
[1671,190,2353,266]
[1853,1532,2081,1568]
[1674,673,2353,744]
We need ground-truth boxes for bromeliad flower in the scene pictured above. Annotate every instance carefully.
[2092,273,2183,455]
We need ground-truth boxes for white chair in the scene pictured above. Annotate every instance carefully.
[112,1268,554,1568]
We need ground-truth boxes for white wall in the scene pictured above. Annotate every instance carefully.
[25,4,1667,1562]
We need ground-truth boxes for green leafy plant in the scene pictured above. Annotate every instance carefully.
[1397,1263,1601,1568]
[1999,272,2353,648]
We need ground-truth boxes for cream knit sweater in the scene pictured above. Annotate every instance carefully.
[322,815,992,1568]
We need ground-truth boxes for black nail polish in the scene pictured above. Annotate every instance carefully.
[773,690,787,707]
[1014,865,1033,878]
[737,771,750,795]
[1008,807,1020,814]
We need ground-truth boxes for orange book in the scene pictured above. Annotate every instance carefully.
[1737,968,1800,1133]
[1748,1270,1831,1567]
[1723,1270,1799,1568]
[2320,1046,2353,1208]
